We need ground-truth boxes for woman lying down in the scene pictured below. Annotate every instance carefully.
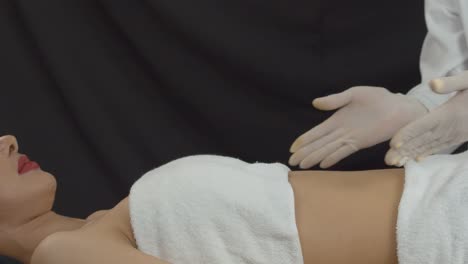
[0,135,466,264]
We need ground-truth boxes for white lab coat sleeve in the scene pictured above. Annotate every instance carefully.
[407,0,468,111]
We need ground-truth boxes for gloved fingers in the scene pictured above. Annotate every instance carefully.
[390,114,438,150]
[430,71,468,94]
[415,142,450,162]
[418,137,454,158]
[385,149,411,167]
[385,148,403,166]
[385,137,448,166]
[319,144,358,169]
[415,152,431,162]
[290,119,336,153]
[395,130,435,158]
[312,89,353,111]
[411,134,449,159]
[289,129,343,166]
[386,133,432,166]
[299,139,345,169]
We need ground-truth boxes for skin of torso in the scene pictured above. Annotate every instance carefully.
[32,169,404,264]
[290,169,404,264]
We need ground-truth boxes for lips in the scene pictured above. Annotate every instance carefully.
[18,155,40,174]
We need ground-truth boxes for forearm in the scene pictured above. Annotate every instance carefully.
[290,169,404,264]
[407,0,467,111]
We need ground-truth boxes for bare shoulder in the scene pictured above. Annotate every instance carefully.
[30,198,166,264]
[31,198,133,264]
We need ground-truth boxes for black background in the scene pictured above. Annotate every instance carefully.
[0,0,426,263]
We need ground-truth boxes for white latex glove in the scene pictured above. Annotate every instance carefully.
[289,86,428,169]
[385,72,468,166]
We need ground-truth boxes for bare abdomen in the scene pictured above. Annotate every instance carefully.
[289,169,404,264]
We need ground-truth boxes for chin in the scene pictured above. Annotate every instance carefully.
[41,171,58,210]
[26,169,58,213]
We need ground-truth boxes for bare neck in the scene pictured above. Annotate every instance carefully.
[0,211,86,263]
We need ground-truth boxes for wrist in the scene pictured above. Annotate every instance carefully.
[396,93,428,122]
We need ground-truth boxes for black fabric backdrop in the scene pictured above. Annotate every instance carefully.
[0,0,426,263]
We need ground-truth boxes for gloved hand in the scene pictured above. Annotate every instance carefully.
[289,86,428,169]
[385,71,468,166]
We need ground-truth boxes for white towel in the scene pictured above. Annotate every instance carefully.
[129,155,304,264]
[398,151,468,263]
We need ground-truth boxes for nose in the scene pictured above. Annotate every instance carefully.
[0,135,19,157]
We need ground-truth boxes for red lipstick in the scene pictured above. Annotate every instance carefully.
[18,155,40,174]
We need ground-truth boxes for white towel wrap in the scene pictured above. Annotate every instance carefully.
[129,155,304,264]
[398,151,468,263]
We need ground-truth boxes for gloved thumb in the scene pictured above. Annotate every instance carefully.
[430,71,468,94]
[312,89,352,111]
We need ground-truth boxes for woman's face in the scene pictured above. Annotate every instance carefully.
[0,135,57,228]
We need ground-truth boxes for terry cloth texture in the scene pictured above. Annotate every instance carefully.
[129,155,304,264]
